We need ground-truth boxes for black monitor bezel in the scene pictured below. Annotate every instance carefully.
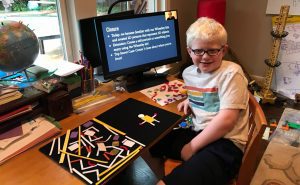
[78,10,135,68]
[94,10,182,80]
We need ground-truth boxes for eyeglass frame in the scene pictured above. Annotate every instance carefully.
[189,46,224,56]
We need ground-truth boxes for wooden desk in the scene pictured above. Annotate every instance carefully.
[5,80,296,185]
[0,81,183,185]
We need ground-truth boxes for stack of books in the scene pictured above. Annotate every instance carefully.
[0,103,38,123]
[0,86,22,106]
[61,74,82,99]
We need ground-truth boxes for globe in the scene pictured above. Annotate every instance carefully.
[0,20,39,72]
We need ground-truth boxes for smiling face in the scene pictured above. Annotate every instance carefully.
[187,39,227,73]
[186,17,228,73]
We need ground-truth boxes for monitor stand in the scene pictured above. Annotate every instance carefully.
[94,66,111,83]
[126,71,168,93]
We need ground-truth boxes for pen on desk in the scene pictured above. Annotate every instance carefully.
[78,66,84,81]
[89,66,93,80]
[85,67,88,80]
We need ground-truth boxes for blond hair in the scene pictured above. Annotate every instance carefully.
[186,17,227,47]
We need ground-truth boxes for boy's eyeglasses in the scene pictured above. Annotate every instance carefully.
[190,46,224,56]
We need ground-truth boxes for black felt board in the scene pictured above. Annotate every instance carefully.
[95,98,181,146]
[40,119,144,185]
[39,98,181,185]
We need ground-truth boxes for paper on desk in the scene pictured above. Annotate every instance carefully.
[0,116,60,164]
[140,80,187,106]
[0,126,23,140]
[0,121,37,149]
[34,60,84,77]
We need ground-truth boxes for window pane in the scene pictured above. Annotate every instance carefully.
[96,0,154,16]
[0,0,64,67]
[97,0,132,15]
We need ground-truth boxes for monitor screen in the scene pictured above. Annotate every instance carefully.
[94,10,182,92]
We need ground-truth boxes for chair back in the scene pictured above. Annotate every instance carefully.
[235,92,267,185]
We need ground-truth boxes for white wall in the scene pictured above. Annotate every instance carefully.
[169,0,273,79]
[167,0,198,74]
[225,0,272,78]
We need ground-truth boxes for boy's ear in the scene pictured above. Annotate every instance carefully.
[221,44,229,56]
[186,47,192,56]
[223,44,229,53]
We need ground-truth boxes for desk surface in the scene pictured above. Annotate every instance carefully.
[3,80,297,185]
[0,80,183,185]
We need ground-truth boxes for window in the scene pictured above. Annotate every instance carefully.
[97,0,130,15]
[96,0,158,16]
[0,0,65,64]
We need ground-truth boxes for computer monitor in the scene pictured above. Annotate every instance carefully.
[94,10,182,92]
[78,10,135,68]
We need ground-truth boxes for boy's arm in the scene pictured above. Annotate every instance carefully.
[181,109,240,161]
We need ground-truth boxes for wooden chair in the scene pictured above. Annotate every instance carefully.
[164,92,267,185]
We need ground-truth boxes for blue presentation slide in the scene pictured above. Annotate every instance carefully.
[101,15,178,72]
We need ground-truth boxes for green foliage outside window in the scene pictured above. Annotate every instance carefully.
[0,3,4,11]
[11,0,28,11]
[0,0,57,12]
[97,1,124,15]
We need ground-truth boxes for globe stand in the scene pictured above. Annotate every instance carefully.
[23,69,30,82]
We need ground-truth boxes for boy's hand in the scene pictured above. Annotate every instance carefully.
[177,99,190,115]
[181,142,194,161]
